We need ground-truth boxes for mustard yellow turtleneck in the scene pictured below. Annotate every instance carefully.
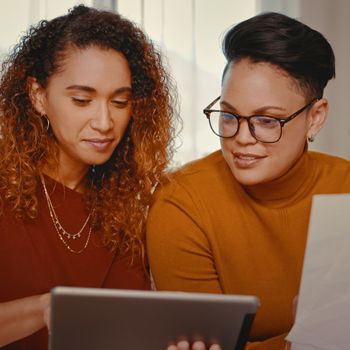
[146,150,350,350]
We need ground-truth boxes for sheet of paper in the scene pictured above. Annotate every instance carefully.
[291,341,327,350]
[287,194,350,350]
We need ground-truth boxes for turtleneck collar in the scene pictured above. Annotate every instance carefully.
[242,151,315,208]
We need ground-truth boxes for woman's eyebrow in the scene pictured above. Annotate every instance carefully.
[112,87,132,95]
[220,100,287,114]
[66,85,95,92]
[65,85,132,94]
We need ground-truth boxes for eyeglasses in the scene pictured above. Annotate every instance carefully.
[203,96,318,143]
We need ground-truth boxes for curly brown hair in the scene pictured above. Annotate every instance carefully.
[0,5,178,256]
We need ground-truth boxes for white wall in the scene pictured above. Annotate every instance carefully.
[300,0,350,159]
[259,0,350,160]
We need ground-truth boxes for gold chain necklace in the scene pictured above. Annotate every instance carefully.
[40,174,91,254]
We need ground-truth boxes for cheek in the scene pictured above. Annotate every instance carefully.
[48,111,88,144]
[115,111,132,134]
[220,139,236,171]
[267,131,307,173]
[284,117,309,141]
[46,102,74,127]
[278,122,308,155]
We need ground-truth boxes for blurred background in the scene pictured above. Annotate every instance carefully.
[1,0,349,165]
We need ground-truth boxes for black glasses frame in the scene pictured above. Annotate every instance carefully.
[203,96,318,143]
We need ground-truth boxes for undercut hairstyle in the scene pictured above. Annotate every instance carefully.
[222,12,335,100]
[0,5,178,257]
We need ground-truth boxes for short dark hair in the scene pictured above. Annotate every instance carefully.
[222,12,335,99]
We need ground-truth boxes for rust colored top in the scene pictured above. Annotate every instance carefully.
[0,176,150,350]
[147,150,350,350]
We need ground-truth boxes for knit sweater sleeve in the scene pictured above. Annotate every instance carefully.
[147,180,222,294]
[246,333,288,349]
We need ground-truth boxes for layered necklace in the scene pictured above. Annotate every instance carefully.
[40,174,92,254]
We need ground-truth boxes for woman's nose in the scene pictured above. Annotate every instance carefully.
[90,103,113,132]
[234,118,257,144]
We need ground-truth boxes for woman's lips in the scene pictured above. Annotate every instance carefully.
[84,138,113,151]
[233,152,266,168]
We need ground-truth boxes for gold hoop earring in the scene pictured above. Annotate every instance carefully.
[42,115,50,131]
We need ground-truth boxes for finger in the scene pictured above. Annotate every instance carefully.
[209,344,222,350]
[192,341,206,350]
[167,346,178,350]
[39,293,51,331]
[43,307,51,332]
[176,340,190,350]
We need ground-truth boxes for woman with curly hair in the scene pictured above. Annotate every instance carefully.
[0,4,177,348]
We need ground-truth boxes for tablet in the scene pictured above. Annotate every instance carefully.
[49,286,259,350]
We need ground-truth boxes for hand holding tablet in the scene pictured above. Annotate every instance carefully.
[167,340,222,350]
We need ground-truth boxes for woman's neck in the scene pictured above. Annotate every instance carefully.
[42,164,89,193]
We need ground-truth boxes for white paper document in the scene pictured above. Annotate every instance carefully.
[287,194,350,350]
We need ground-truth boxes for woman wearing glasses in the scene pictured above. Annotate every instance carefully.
[147,12,350,350]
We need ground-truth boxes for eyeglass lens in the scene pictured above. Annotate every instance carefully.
[210,112,282,143]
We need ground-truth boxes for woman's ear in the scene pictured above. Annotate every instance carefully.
[306,98,328,140]
[27,77,46,115]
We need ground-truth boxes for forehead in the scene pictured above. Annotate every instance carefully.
[221,59,306,109]
[48,46,131,90]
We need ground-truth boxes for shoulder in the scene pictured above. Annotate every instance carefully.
[172,149,225,177]
[152,150,237,210]
[308,151,350,190]
[0,198,20,233]
[0,193,11,220]
[308,151,350,165]
[149,150,241,232]
[149,150,235,225]
[161,150,232,196]
[308,151,350,173]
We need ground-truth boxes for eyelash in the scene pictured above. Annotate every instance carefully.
[72,98,91,106]
[111,100,129,108]
[71,98,130,108]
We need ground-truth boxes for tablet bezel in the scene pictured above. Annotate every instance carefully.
[49,286,259,350]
